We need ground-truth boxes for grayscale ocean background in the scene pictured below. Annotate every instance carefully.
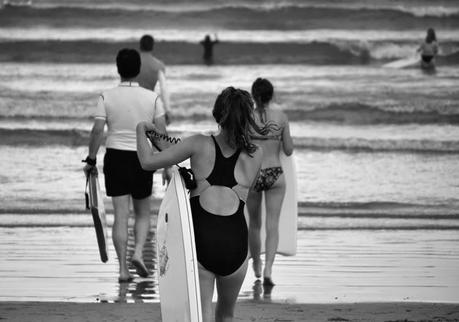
[0,0,458,304]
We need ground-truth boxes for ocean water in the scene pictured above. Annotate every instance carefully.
[0,0,458,221]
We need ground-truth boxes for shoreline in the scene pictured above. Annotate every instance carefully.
[1,301,458,321]
[2,228,458,304]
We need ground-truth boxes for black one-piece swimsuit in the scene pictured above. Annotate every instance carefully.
[190,136,248,276]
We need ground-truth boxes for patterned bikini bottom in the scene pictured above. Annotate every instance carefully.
[254,167,283,192]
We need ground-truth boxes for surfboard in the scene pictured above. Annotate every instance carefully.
[157,168,202,322]
[383,56,420,69]
[86,172,109,263]
[246,150,298,257]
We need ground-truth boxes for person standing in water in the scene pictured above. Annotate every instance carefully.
[137,87,273,322]
[246,78,293,287]
[83,48,168,283]
[136,34,172,124]
[200,34,219,65]
[417,28,438,69]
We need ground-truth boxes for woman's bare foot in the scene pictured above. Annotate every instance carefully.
[263,265,273,284]
[252,258,262,278]
[131,256,150,278]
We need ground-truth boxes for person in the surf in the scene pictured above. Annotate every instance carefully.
[136,34,172,125]
[417,28,438,69]
[200,34,219,65]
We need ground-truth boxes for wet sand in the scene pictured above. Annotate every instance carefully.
[1,301,459,322]
[1,226,458,304]
[1,210,459,321]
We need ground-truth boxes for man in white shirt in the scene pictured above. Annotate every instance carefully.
[83,48,167,282]
[136,34,171,124]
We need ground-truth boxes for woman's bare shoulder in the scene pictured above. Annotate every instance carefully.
[269,108,288,121]
[179,133,211,154]
[183,133,209,144]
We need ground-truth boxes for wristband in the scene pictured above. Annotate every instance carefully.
[82,156,96,166]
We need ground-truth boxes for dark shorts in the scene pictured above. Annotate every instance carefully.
[103,148,155,199]
[421,55,434,63]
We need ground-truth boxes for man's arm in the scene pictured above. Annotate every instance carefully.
[88,119,105,159]
[156,70,171,124]
[83,118,105,175]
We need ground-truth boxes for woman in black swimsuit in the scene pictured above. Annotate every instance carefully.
[136,87,271,322]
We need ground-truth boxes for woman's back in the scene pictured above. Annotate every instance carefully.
[189,134,262,209]
[188,133,262,276]
[420,41,438,56]
[252,108,287,168]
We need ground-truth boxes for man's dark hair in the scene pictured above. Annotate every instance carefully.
[140,35,154,51]
[116,48,141,78]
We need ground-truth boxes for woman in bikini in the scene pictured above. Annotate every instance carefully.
[247,78,294,286]
[417,28,438,69]
[136,87,272,322]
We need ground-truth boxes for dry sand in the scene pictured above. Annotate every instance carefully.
[1,301,459,322]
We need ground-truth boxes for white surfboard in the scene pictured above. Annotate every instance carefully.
[157,168,202,322]
[383,56,420,69]
[86,172,109,263]
[246,151,298,256]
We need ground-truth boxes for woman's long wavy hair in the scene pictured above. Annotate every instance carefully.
[426,28,436,43]
[212,87,275,155]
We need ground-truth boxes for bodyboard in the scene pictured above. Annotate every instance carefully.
[383,56,420,69]
[87,172,109,263]
[157,168,202,322]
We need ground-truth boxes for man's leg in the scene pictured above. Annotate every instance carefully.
[111,195,131,281]
[131,196,151,277]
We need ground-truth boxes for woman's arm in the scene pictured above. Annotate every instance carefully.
[136,122,196,171]
[249,147,264,191]
[281,114,294,156]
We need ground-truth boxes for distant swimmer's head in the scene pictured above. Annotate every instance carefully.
[213,87,273,154]
[116,48,141,79]
[140,34,154,52]
[251,78,273,108]
[426,28,436,43]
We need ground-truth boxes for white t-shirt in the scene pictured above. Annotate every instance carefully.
[94,81,165,151]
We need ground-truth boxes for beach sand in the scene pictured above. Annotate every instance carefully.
[1,301,459,321]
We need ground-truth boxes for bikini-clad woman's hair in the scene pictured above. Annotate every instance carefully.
[426,28,436,43]
[251,78,273,108]
[212,87,274,155]
[251,78,274,123]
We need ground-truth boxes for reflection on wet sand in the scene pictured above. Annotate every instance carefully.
[1,228,458,303]
[115,228,158,303]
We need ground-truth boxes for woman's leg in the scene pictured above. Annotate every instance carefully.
[111,195,131,280]
[131,196,151,276]
[246,190,263,278]
[263,175,286,281]
[198,263,216,322]
[215,259,248,322]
